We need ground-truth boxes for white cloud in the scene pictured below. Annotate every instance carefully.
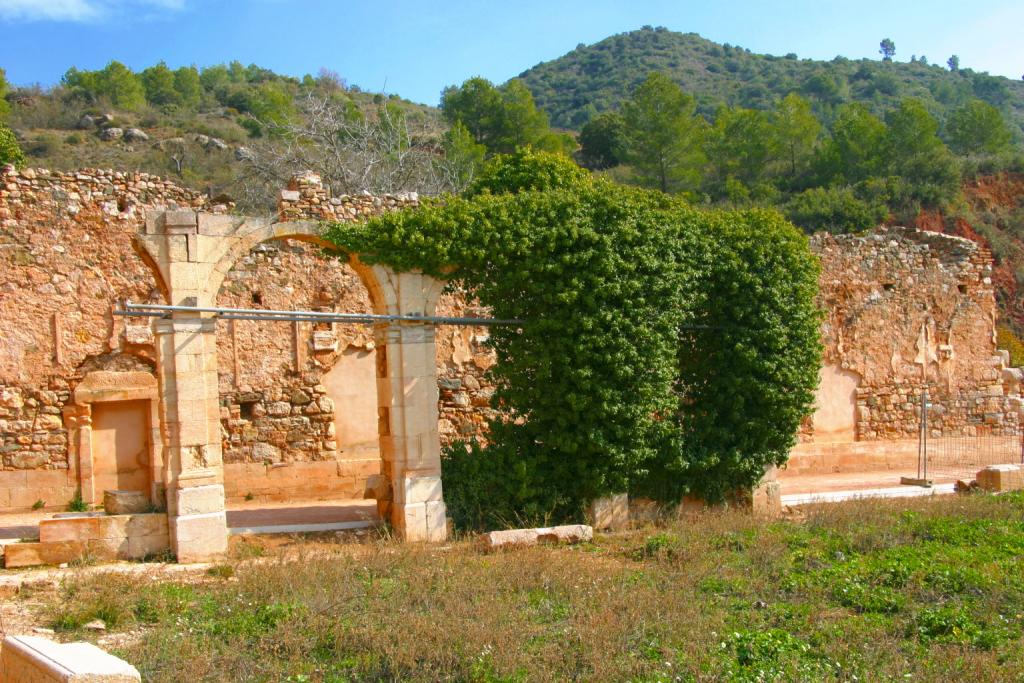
[0,0,184,22]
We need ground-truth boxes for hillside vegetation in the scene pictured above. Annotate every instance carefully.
[0,61,451,208]
[517,26,1024,132]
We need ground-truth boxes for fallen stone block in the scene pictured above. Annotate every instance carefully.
[103,490,150,515]
[0,634,140,682]
[976,464,1024,492]
[480,524,593,551]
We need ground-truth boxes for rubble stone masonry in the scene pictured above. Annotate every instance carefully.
[0,165,495,509]
[1,164,1020,510]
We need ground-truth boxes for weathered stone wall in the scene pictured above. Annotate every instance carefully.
[0,167,213,507]
[800,227,1023,458]
[3,164,1023,510]
[0,165,494,509]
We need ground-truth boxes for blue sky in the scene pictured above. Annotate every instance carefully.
[1,0,1022,106]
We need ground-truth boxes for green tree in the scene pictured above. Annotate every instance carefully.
[440,77,567,155]
[772,93,821,181]
[879,38,896,62]
[199,64,230,93]
[437,121,486,191]
[885,98,961,209]
[246,82,297,134]
[97,61,146,110]
[620,72,707,193]
[703,105,777,200]
[578,111,626,169]
[946,99,1013,156]
[173,66,202,108]
[0,124,25,168]
[140,62,180,106]
[947,55,960,71]
[817,103,887,184]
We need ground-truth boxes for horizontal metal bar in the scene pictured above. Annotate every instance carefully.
[117,301,522,326]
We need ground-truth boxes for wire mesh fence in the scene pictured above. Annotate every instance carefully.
[910,389,1024,484]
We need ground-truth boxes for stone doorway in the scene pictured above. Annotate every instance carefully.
[90,399,152,495]
[63,370,163,507]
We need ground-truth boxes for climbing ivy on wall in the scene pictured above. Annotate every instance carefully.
[325,149,822,529]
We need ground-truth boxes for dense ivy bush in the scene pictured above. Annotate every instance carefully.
[326,150,821,529]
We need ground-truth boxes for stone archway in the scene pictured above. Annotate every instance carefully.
[135,209,447,562]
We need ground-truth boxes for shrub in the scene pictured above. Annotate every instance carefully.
[327,150,821,528]
[784,185,888,234]
[67,489,87,512]
[0,124,25,167]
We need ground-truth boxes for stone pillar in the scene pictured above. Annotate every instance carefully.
[155,316,227,562]
[373,270,447,542]
[143,209,228,563]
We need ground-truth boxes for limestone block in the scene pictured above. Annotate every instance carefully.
[197,213,241,237]
[103,490,150,515]
[161,209,197,231]
[752,480,783,517]
[363,474,391,501]
[39,517,99,544]
[96,516,130,540]
[976,464,1024,492]
[4,541,87,568]
[424,500,447,543]
[173,484,224,516]
[312,331,339,352]
[480,524,593,551]
[396,475,442,505]
[124,513,168,538]
[629,497,661,524]
[588,493,629,530]
[126,533,170,560]
[537,524,593,545]
[0,635,141,682]
[85,538,123,562]
[479,528,538,550]
[171,512,227,563]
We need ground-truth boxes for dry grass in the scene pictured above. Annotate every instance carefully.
[28,492,1024,682]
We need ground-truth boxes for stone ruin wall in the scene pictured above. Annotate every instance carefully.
[2,164,1022,510]
[791,227,1024,473]
[0,165,495,509]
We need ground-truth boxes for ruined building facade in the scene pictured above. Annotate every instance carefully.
[0,165,1020,518]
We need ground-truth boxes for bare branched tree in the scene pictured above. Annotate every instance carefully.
[230,93,465,211]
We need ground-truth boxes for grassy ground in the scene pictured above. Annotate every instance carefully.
[24,492,1024,682]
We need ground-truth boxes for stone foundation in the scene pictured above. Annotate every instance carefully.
[3,512,169,568]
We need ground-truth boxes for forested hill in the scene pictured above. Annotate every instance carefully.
[517,26,1024,132]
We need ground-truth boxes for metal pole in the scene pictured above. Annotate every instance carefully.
[116,301,523,326]
[922,389,929,483]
